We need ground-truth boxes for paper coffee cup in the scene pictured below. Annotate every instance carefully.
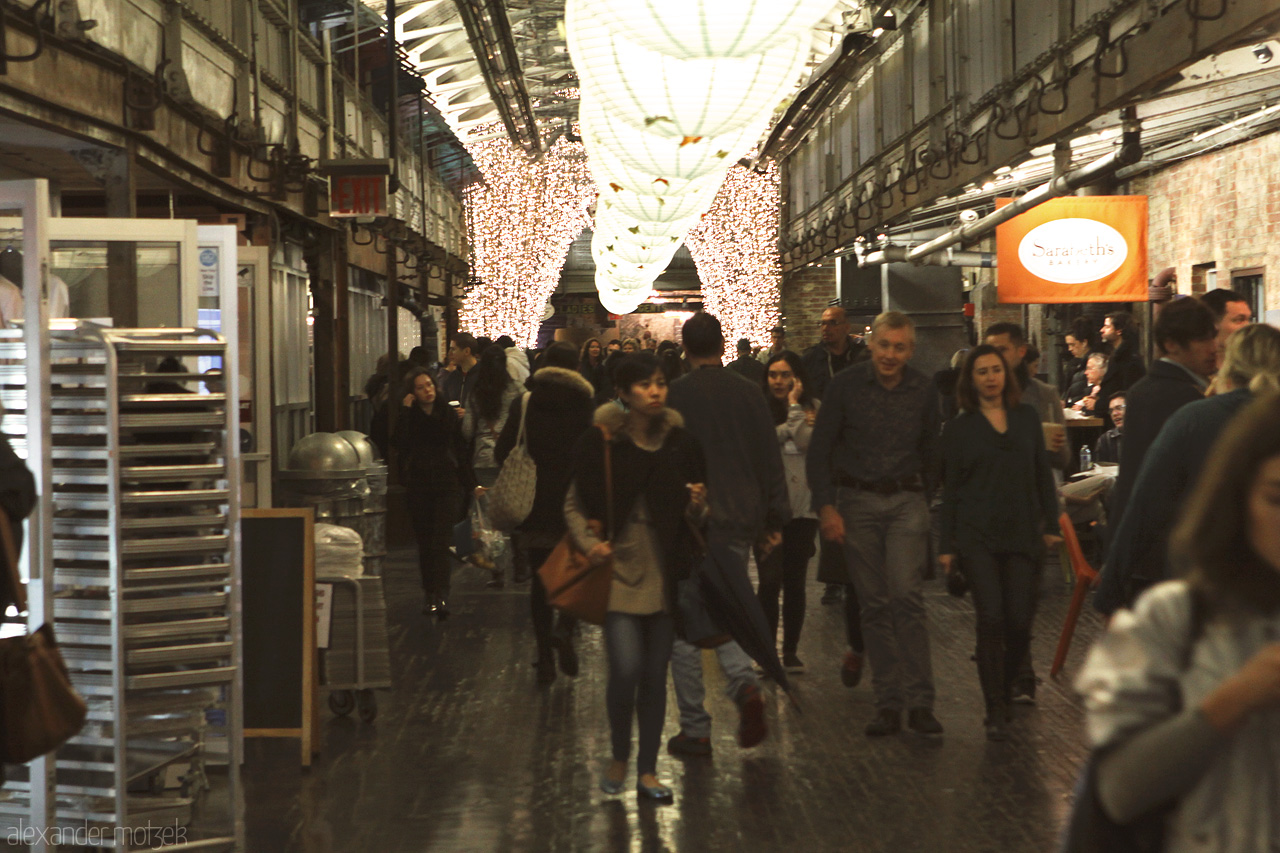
[1043,422,1065,446]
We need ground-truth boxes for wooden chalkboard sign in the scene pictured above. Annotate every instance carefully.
[240,508,317,767]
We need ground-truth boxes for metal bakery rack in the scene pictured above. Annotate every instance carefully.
[0,324,242,850]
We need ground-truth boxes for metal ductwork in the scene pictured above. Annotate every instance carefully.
[451,0,543,157]
[858,111,1142,267]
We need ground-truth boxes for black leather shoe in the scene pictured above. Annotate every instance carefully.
[864,709,901,737]
[666,733,712,756]
[907,707,944,735]
[636,779,674,804]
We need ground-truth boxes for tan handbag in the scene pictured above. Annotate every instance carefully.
[0,507,88,763]
[537,426,613,626]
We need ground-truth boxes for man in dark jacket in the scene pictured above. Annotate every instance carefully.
[495,342,595,684]
[1098,311,1146,429]
[1109,297,1216,528]
[807,311,944,737]
[666,312,790,755]
[727,338,766,385]
[802,305,867,400]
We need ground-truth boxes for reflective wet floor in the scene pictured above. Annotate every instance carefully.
[244,547,1101,852]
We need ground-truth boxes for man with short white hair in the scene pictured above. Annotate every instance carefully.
[807,311,943,737]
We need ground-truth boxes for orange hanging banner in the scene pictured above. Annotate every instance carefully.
[995,195,1148,304]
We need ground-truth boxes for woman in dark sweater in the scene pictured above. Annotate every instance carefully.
[495,342,596,684]
[565,352,707,804]
[939,345,1061,740]
[395,367,469,620]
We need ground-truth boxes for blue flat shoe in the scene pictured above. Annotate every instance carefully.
[599,774,625,796]
[636,780,674,804]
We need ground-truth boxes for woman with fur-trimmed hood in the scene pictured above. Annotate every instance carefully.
[564,351,708,805]
[495,342,596,684]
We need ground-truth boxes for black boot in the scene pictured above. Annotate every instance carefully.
[976,626,1008,741]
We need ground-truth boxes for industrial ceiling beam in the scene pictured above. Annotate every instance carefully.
[450,0,543,156]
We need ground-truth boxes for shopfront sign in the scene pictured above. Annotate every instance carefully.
[996,196,1147,303]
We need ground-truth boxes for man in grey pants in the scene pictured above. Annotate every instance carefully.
[666,312,790,755]
[807,311,944,737]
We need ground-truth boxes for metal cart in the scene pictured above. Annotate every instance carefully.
[0,325,242,851]
[318,574,392,722]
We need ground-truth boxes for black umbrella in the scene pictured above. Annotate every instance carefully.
[679,530,795,700]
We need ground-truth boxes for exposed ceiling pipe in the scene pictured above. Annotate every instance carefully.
[858,246,997,267]
[862,112,1142,267]
[450,0,543,156]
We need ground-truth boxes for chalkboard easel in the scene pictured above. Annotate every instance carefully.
[240,508,317,767]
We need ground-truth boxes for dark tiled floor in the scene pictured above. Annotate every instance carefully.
[244,547,1102,852]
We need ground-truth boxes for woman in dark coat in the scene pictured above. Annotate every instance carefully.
[495,342,596,684]
[938,345,1061,741]
[394,367,469,620]
[578,338,606,395]
[564,352,707,804]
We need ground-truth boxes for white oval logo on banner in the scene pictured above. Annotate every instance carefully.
[1018,218,1129,284]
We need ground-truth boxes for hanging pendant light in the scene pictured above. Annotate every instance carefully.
[580,94,769,183]
[566,0,809,139]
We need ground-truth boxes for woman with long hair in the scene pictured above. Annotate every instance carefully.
[938,345,1060,740]
[495,342,595,684]
[1077,393,1280,850]
[757,351,820,672]
[461,345,521,489]
[394,367,469,619]
[565,352,707,804]
[579,337,605,392]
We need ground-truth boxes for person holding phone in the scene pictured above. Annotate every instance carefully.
[758,351,820,672]
[395,368,470,619]
[938,345,1061,740]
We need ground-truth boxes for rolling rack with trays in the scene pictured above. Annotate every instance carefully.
[0,324,242,850]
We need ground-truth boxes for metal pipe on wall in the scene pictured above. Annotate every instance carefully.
[891,115,1142,265]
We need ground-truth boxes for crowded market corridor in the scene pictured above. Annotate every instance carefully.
[243,546,1100,853]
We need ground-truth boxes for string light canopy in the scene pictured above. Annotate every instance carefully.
[589,0,842,60]
[684,159,783,346]
[460,127,595,344]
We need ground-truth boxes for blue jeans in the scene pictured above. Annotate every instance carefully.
[669,538,760,739]
[604,612,674,776]
[838,488,934,711]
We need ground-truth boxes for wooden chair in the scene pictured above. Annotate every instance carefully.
[1049,512,1098,678]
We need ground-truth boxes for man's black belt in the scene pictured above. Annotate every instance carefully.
[837,475,924,495]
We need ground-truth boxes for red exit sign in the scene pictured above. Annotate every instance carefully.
[330,175,387,217]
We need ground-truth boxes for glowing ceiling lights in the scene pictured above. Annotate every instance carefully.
[565,0,833,315]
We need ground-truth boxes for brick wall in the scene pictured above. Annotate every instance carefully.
[780,258,838,351]
[1131,129,1280,314]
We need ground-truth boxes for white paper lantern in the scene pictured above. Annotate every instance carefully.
[585,139,724,199]
[598,288,646,315]
[598,181,720,223]
[580,94,768,183]
[593,207,694,240]
[587,0,841,59]
[592,229,679,268]
[566,0,809,139]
